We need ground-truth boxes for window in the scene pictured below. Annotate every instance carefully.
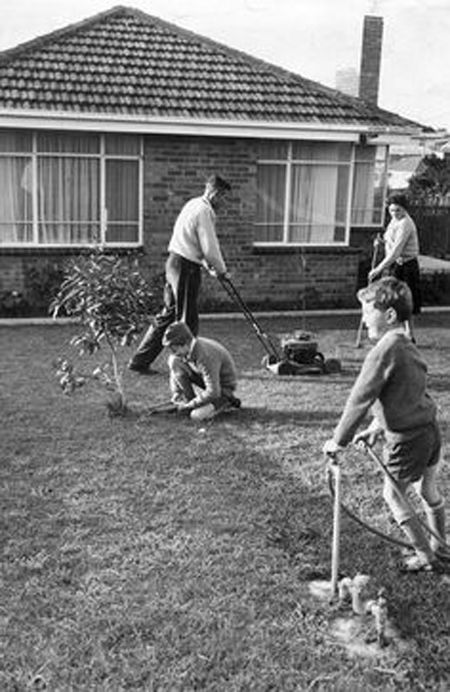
[0,130,142,247]
[255,141,388,246]
[352,144,388,226]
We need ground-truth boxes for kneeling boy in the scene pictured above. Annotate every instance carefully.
[162,321,241,421]
[323,277,449,572]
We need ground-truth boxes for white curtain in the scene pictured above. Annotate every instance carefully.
[256,163,286,242]
[349,145,389,226]
[352,162,376,225]
[289,164,339,243]
[105,159,139,243]
[38,157,100,244]
[256,142,351,244]
[0,157,32,243]
[0,132,141,245]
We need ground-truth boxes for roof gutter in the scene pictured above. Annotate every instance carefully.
[0,108,421,144]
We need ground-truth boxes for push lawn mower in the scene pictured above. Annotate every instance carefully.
[219,276,342,376]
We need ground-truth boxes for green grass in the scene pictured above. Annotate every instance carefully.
[2,313,450,691]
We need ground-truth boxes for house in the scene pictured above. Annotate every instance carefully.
[0,7,432,314]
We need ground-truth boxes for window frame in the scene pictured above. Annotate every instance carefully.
[0,130,144,248]
[254,140,388,248]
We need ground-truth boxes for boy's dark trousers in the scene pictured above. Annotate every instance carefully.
[129,253,201,372]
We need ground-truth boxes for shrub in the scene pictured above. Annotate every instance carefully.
[24,261,65,314]
[51,250,156,415]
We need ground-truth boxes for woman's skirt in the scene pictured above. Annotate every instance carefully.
[393,257,422,314]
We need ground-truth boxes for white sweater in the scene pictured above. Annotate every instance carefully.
[168,195,227,275]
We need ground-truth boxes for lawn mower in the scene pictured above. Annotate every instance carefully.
[219,276,342,376]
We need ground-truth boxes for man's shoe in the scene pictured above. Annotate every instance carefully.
[128,361,158,375]
[227,395,242,409]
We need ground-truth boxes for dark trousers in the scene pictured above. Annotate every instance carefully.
[129,253,202,370]
[393,257,422,315]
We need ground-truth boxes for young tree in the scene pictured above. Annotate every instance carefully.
[51,250,157,416]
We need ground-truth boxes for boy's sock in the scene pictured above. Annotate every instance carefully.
[425,501,450,561]
[399,516,436,568]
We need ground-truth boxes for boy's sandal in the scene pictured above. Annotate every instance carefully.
[400,555,436,573]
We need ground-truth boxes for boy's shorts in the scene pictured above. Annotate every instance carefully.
[384,421,441,483]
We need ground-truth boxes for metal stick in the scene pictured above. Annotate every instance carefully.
[147,399,178,415]
[330,459,341,599]
[218,275,281,360]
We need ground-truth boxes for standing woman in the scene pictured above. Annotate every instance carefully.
[369,194,421,342]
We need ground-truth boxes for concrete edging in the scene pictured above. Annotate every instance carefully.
[1,305,450,326]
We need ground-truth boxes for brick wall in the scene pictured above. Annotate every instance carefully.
[0,256,25,294]
[0,253,66,315]
[0,132,366,314]
[139,134,362,311]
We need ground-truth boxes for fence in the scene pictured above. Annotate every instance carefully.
[411,204,450,258]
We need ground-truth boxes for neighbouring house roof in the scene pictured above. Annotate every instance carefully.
[0,5,429,134]
[388,154,423,189]
[390,155,423,173]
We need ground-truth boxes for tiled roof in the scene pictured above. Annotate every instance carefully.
[0,5,426,130]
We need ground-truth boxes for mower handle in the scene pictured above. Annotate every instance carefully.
[217,274,281,361]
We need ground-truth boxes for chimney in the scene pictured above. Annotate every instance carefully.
[358,15,383,104]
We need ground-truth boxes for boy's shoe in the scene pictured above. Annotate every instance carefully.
[400,554,450,573]
[400,554,436,573]
[190,404,216,421]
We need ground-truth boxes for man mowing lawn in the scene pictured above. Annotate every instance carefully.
[324,277,450,573]
[162,321,241,421]
[128,174,232,374]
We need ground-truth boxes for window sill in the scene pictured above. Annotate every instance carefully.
[0,245,144,256]
[252,243,360,255]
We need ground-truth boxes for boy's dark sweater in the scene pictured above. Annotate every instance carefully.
[333,330,436,447]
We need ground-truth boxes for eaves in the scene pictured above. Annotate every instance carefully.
[0,108,421,144]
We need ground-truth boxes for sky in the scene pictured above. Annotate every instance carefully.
[1,0,449,131]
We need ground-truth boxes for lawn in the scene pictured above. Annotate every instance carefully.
[2,312,450,691]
